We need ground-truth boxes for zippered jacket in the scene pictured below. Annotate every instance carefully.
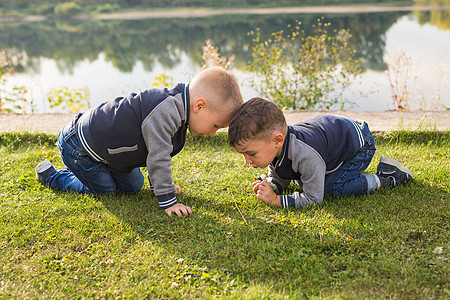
[268,115,366,208]
[77,83,190,209]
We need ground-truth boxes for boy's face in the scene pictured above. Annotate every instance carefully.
[233,136,284,169]
[188,104,230,137]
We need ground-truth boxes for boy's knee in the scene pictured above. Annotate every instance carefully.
[120,178,144,194]
[331,189,347,198]
[325,184,346,197]
[126,184,144,194]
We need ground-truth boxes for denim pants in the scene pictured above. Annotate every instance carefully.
[323,122,376,197]
[46,114,144,195]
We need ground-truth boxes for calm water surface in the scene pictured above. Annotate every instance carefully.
[1,8,449,113]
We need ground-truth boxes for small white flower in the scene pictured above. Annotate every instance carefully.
[433,247,443,254]
[171,282,179,288]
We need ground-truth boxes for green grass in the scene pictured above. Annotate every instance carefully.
[0,131,449,299]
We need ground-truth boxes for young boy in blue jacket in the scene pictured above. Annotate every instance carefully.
[228,97,413,209]
[35,67,243,217]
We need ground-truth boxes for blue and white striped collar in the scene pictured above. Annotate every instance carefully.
[181,83,190,123]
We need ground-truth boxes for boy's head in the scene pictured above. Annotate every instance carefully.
[228,97,287,169]
[188,67,243,136]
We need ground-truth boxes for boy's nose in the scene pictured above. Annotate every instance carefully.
[244,155,252,165]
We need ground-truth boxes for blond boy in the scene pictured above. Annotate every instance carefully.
[35,67,243,217]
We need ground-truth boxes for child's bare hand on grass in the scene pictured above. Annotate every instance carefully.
[165,203,192,217]
[175,185,182,194]
[254,180,281,207]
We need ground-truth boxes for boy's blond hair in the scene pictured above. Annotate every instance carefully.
[228,97,287,146]
[190,67,243,115]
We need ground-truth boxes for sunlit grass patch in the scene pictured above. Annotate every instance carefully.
[0,131,448,299]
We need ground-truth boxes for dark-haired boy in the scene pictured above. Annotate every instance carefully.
[228,97,413,209]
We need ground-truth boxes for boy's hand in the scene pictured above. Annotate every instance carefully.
[165,203,192,217]
[251,180,263,194]
[175,185,182,194]
[255,180,281,207]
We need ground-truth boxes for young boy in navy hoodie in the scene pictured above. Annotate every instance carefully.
[228,97,413,209]
[35,67,243,217]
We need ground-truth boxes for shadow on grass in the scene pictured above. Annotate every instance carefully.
[97,190,331,287]
[93,172,448,296]
[5,131,445,297]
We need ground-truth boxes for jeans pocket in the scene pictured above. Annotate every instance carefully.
[362,124,376,148]
[63,128,76,143]
[72,148,91,164]
[59,127,90,164]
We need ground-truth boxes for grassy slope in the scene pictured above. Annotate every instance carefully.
[0,131,448,299]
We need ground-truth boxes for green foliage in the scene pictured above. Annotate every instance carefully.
[152,73,173,88]
[0,132,57,149]
[3,85,34,113]
[46,86,90,113]
[247,18,362,110]
[0,1,415,17]
[95,4,120,14]
[0,54,34,114]
[415,0,450,29]
[0,130,448,298]
[0,52,11,113]
[53,2,82,17]
[374,129,450,146]
[0,12,405,77]
[0,53,6,78]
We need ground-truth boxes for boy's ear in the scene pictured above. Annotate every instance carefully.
[192,98,207,113]
[272,132,285,147]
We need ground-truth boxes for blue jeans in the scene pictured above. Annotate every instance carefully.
[323,122,376,197]
[46,114,144,195]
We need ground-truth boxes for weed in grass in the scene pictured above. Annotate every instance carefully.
[0,131,448,299]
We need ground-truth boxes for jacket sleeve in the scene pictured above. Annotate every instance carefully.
[267,164,291,193]
[279,140,326,209]
[141,97,184,209]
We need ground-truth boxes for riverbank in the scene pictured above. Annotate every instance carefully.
[1,5,449,23]
[1,111,448,135]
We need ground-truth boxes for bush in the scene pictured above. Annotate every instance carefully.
[35,3,56,15]
[247,18,362,110]
[54,2,82,16]
[46,86,90,113]
[96,4,120,14]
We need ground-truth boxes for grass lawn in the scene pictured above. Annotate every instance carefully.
[0,130,448,299]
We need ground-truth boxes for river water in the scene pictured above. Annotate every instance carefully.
[1,6,449,113]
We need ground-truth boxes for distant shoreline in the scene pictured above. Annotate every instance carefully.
[1,5,449,23]
[1,111,448,134]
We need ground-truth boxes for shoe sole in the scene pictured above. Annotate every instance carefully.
[35,160,53,181]
[379,156,414,179]
[35,160,52,173]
